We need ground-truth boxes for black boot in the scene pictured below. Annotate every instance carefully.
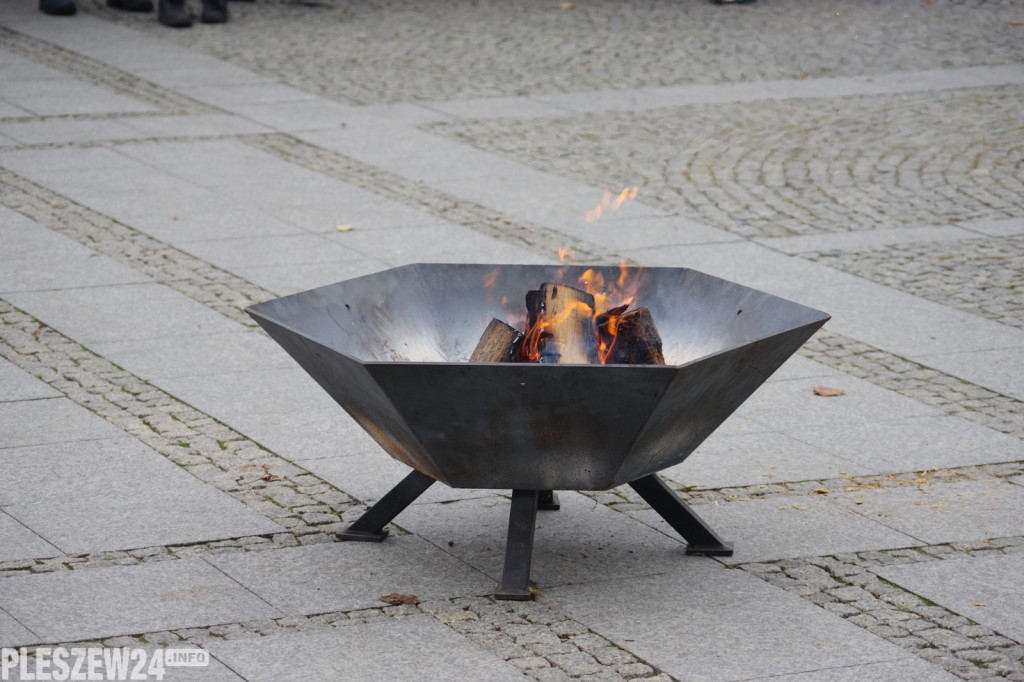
[108,0,155,11]
[158,0,192,26]
[40,0,76,15]
[200,0,228,23]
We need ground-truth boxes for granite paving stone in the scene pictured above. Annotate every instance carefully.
[875,553,1024,643]
[629,495,919,564]
[834,479,1024,545]
[0,608,39,650]
[764,657,959,681]
[543,565,924,681]
[397,492,694,587]
[0,559,282,644]
[205,538,494,615]
[0,511,62,563]
[203,617,528,681]
[0,398,126,449]
[0,357,59,403]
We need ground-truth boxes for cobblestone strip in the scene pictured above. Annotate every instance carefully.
[742,539,1024,680]
[242,133,612,263]
[0,300,370,578]
[800,332,1024,440]
[0,169,271,328]
[805,236,1024,332]
[0,26,215,116]
[17,597,673,682]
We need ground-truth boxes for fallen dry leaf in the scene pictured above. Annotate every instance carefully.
[560,1,574,8]
[336,224,356,232]
[813,488,830,495]
[380,593,420,606]
[1008,21,1023,27]
[813,386,845,397]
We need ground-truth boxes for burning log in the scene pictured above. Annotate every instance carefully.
[523,283,598,364]
[470,319,524,363]
[608,306,665,365]
[471,279,665,366]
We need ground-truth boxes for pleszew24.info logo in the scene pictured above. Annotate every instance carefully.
[2,647,209,681]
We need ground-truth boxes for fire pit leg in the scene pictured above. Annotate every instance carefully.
[336,469,435,542]
[629,474,734,556]
[538,490,560,511]
[494,489,540,601]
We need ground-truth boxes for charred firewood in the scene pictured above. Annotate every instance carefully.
[523,282,598,364]
[610,306,665,365]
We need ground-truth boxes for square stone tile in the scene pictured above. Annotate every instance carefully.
[89,329,295,382]
[0,608,39,649]
[234,258,393,297]
[874,553,1024,642]
[914,346,1024,402]
[0,559,282,644]
[0,398,125,449]
[759,657,958,681]
[325,223,548,266]
[0,208,148,294]
[205,539,495,615]
[203,617,527,681]
[660,431,860,490]
[543,565,921,681]
[0,358,59,402]
[788,415,1024,474]
[5,480,283,556]
[0,511,62,562]
[834,480,1024,545]
[4,282,241,346]
[397,493,692,587]
[629,495,919,564]
[736,375,939,431]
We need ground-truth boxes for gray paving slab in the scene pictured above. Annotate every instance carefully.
[565,214,739,252]
[0,118,147,146]
[756,224,978,255]
[834,479,1024,545]
[397,492,692,587]
[0,559,282,644]
[176,233,368,270]
[914,346,1024,403]
[736,375,940,432]
[178,82,319,108]
[420,95,573,121]
[0,511,62,563]
[875,553,1024,643]
[0,357,60,402]
[119,114,270,140]
[763,658,958,682]
[766,355,844,382]
[660,430,861,490]
[237,259,394,297]
[0,78,155,117]
[629,495,919,564]
[221,99,362,132]
[543,564,921,682]
[89,330,296,382]
[203,616,527,682]
[0,608,38,650]
[787,415,1024,475]
[325,223,550,266]
[3,282,242,346]
[0,398,125,449]
[0,437,186,506]
[963,217,1024,237]
[0,208,149,293]
[1012,475,1024,488]
[205,538,494,616]
[4,473,282,556]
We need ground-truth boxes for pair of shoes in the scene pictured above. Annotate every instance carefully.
[39,0,76,15]
[158,0,226,26]
[108,0,155,11]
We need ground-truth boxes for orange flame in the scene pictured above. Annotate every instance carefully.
[483,267,500,290]
[585,186,639,222]
[558,247,576,263]
[516,262,643,365]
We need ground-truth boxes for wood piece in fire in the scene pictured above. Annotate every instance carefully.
[524,282,598,364]
[610,306,665,365]
[470,318,524,362]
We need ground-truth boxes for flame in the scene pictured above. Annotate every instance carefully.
[483,267,500,290]
[558,247,576,263]
[585,186,639,223]
[515,263,643,365]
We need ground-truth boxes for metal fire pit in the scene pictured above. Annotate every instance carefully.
[246,263,829,599]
